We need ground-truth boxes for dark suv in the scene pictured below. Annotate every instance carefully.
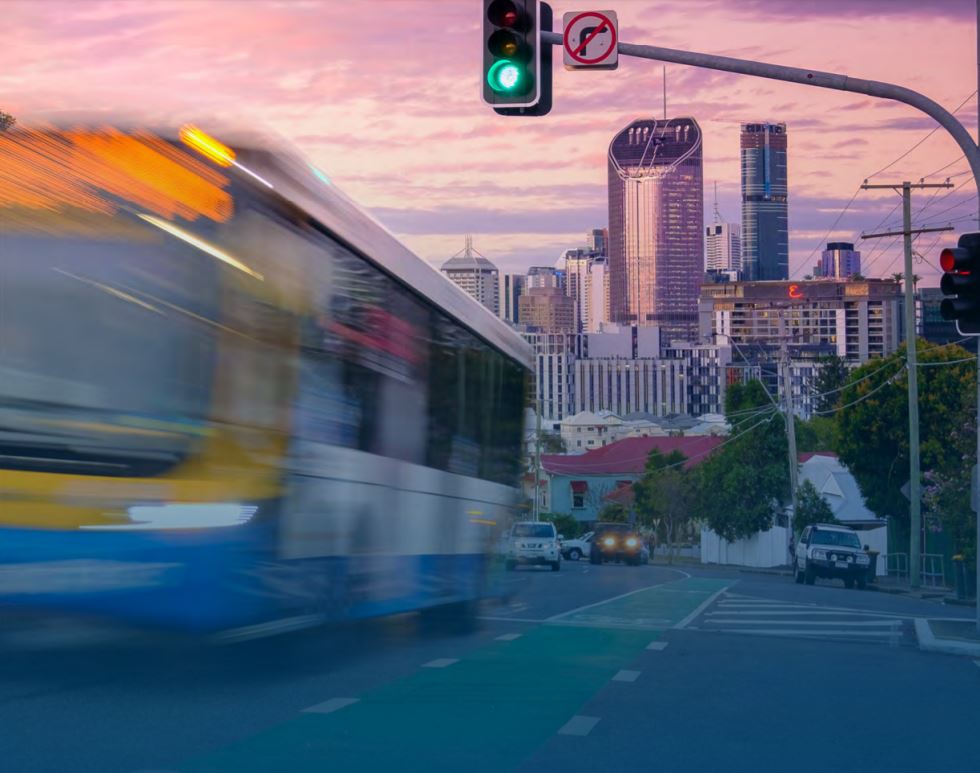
[794,524,871,589]
[589,523,644,566]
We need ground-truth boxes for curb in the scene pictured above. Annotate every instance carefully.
[913,618,980,657]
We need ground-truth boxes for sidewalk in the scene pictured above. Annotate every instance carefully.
[914,617,980,657]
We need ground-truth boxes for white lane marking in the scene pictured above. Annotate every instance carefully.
[302,697,360,714]
[705,619,902,627]
[673,585,732,630]
[558,715,601,736]
[646,641,669,651]
[716,628,899,638]
[210,613,325,644]
[612,670,641,683]
[422,658,459,668]
[546,584,670,621]
[716,604,920,619]
[478,616,547,623]
[974,659,980,668]
[708,610,904,618]
[495,633,522,641]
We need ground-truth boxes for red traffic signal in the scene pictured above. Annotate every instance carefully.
[939,232,980,335]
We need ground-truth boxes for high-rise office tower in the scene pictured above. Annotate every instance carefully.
[587,227,608,254]
[741,122,788,281]
[561,248,611,333]
[526,265,564,290]
[818,242,861,279]
[705,223,742,273]
[607,117,704,344]
[499,273,526,324]
[440,236,499,315]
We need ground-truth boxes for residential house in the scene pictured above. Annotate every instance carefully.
[542,435,724,523]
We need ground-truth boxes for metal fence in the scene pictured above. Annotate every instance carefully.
[882,552,949,588]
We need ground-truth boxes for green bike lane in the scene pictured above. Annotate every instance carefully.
[183,576,731,773]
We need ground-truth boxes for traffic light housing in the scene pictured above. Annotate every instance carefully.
[940,232,980,335]
[482,0,552,116]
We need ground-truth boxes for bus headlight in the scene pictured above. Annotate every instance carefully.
[625,537,638,548]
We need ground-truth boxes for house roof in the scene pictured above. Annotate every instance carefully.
[603,482,636,505]
[542,435,724,475]
[798,451,838,463]
[798,453,881,523]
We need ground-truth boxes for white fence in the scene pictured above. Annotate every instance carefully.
[700,526,790,568]
[700,524,889,575]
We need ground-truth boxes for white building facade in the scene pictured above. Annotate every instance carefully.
[440,237,499,315]
[705,222,742,273]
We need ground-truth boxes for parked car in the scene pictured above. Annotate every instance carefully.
[506,521,561,572]
[589,523,645,566]
[794,523,870,589]
[561,531,594,561]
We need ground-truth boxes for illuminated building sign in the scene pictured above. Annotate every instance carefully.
[788,283,804,299]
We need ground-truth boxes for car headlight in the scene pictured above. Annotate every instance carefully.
[603,537,616,547]
[625,537,638,548]
[812,549,827,560]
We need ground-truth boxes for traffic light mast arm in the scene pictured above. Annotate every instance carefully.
[540,30,980,208]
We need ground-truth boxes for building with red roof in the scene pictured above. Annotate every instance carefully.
[543,435,723,523]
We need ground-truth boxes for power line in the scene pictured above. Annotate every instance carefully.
[865,90,977,180]
[802,356,905,401]
[916,356,977,367]
[792,186,863,278]
[810,364,907,416]
[541,409,779,472]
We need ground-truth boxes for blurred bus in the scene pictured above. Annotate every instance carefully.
[0,123,530,634]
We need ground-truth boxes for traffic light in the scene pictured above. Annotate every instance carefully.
[940,232,980,335]
[482,0,552,116]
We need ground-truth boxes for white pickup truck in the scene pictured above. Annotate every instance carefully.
[560,531,594,561]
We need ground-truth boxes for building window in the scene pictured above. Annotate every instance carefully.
[571,480,587,508]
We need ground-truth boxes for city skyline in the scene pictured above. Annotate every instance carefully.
[1,0,976,283]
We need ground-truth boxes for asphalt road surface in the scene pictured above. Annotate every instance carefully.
[2,561,978,772]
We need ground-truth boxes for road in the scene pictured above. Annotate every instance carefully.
[1,561,978,772]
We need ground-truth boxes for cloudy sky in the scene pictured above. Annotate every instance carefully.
[2,0,977,283]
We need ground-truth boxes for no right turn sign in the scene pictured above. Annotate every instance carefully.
[563,10,618,70]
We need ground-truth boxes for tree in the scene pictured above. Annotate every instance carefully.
[834,340,976,558]
[812,355,850,413]
[633,449,693,564]
[542,512,581,539]
[597,502,628,523]
[796,415,839,454]
[0,110,14,131]
[793,479,837,536]
[539,432,566,454]
[696,379,789,542]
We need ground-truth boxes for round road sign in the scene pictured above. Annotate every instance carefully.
[563,10,618,68]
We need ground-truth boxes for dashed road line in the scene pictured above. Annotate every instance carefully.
[302,698,360,714]
[557,715,600,736]
[612,669,640,683]
[495,633,522,641]
[421,658,458,669]
[646,641,668,651]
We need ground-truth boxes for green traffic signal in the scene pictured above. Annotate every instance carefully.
[487,59,524,93]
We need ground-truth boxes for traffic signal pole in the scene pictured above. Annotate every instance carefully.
[540,18,980,622]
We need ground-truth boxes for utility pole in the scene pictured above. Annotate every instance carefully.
[779,312,799,553]
[861,181,952,588]
[533,396,542,522]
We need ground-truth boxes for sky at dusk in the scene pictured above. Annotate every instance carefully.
[2,0,977,285]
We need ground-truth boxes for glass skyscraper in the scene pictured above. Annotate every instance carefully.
[607,117,704,344]
[741,122,788,280]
